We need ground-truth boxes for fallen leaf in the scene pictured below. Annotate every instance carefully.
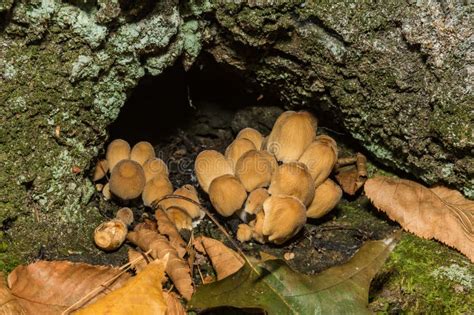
[155,209,187,258]
[196,237,244,280]
[335,153,367,195]
[189,234,399,314]
[365,176,474,262]
[76,258,167,315]
[7,261,130,314]
[163,292,186,315]
[0,273,27,315]
[128,249,149,273]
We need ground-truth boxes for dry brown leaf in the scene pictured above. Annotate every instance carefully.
[76,258,167,315]
[163,292,186,315]
[365,176,474,262]
[128,249,149,273]
[155,209,187,258]
[127,227,193,300]
[335,153,367,195]
[0,273,27,315]
[7,261,130,314]
[197,237,244,280]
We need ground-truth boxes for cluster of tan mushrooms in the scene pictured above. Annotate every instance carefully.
[195,111,342,244]
[92,139,202,251]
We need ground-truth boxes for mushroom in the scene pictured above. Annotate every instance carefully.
[249,211,266,244]
[93,208,133,251]
[116,207,134,225]
[208,174,247,217]
[299,135,338,187]
[268,162,315,206]
[237,223,253,242]
[235,150,274,192]
[237,188,269,222]
[262,195,307,245]
[166,207,193,231]
[142,174,173,207]
[131,141,155,165]
[102,182,111,200]
[109,160,146,201]
[158,184,202,219]
[93,159,108,181]
[306,178,342,219]
[225,138,256,170]
[143,157,169,182]
[194,150,234,193]
[265,111,317,162]
[260,150,278,174]
[236,128,264,149]
[106,139,131,171]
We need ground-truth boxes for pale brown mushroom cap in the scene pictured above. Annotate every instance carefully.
[131,141,156,165]
[166,207,193,231]
[109,160,146,200]
[236,128,264,149]
[265,111,317,162]
[159,184,201,219]
[194,150,234,193]
[225,138,256,170]
[143,158,169,182]
[94,219,127,251]
[106,139,131,171]
[244,188,270,215]
[235,150,274,192]
[249,211,266,244]
[268,162,315,206]
[237,224,253,242]
[298,136,338,187]
[116,207,134,225]
[306,178,342,219]
[142,174,174,207]
[208,174,247,217]
[93,159,108,181]
[102,182,111,200]
[262,195,307,245]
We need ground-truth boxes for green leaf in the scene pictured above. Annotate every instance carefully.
[189,233,400,315]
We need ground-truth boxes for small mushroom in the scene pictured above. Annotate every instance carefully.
[237,223,253,242]
[195,150,234,193]
[299,135,338,187]
[106,139,131,171]
[142,174,173,207]
[262,195,307,245]
[236,128,264,149]
[306,179,342,219]
[268,162,315,206]
[235,150,274,192]
[265,111,317,162]
[249,211,266,244]
[109,160,146,201]
[166,207,193,231]
[260,150,278,174]
[93,159,108,181]
[102,182,111,200]
[116,207,134,225]
[143,158,169,182]
[208,174,247,217]
[131,141,155,165]
[238,188,269,222]
[159,184,201,219]
[225,138,256,170]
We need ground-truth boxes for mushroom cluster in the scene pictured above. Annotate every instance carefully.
[195,111,342,244]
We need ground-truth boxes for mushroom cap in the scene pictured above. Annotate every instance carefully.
[262,195,307,245]
[237,224,253,242]
[143,158,169,182]
[208,174,247,217]
[159,184,201,219]
[166,207,193,231]
[102,182,111,200]
[298,137,337,187]
[244,188,270,215]
[225,138,256,170]
[131,141,156,165]
[94,219,127,251]
[142,174,174,207]
[106,139,131,171]
[93,159,108,181]
[109,160,146,200]
[236,128,264,149]
[268,162,315,206]
[306,178,342,219]
[249,211,266,244]
[195,150,234,193]
[266,111,317,162]
[235,150,274,192]
[116,207,134,225]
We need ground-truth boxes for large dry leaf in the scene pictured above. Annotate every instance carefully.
[163,292,186,315]
[190,234,399,314]
[76,259,167,315]
[365,176,474,262]
[0,273,27,315]
[195,237,244,280]
[155,209,187,258]
[7,261,130,314]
